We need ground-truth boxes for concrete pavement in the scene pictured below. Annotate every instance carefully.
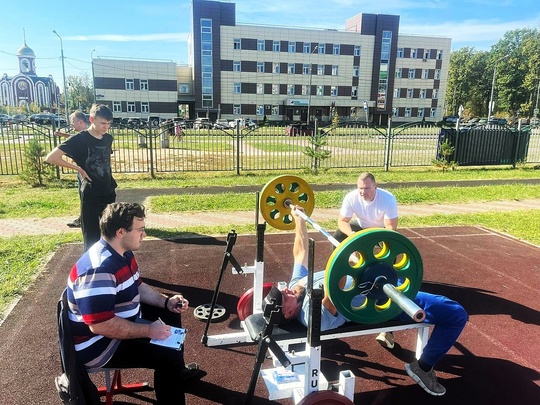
[2,198,539,238]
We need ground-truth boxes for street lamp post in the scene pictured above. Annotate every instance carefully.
[307,45,318,125]
[52,30,69,121]
[488,54,509,119]
[91,49,96,103]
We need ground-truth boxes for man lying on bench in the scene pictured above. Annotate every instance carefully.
[264,206,468,397]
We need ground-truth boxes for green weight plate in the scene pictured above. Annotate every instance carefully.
[260,175,315,230]
[325,228,423,324]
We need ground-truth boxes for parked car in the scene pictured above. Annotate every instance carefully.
[193,118,212,129]
[213,118,230,129]
[127,117,147,128]
[52,114,67,126]
[488,117,507,125]
[0,114,12,125]
[286,123,314,136]
[11,114,27,123]
[229,118,257,129]
[32,113,55,125]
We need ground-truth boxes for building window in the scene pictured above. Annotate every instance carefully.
[407,88,413,98]
[395,68,402,78]
[272,84,279,94]
[430,107,437,118]
[273,40,280,52]
[433,89,439,99]
[201,18,214,109]
[127,101,135,112]
[302,85,308,96]
[288,42,296,53]
[113,101,121,112]
[316,85,323,96]
[435,69,441,80]
[353,66,359,77]
[178,83,190,93]
[318,43,325,54]
[234,38,241,49]
[381,31,391,61]
[257,83,264,94]
[140,79,148,91]
[397,48,404,58]
[393,88,401,98]
[234,83,241,93]
[273,62,280,73]
[437,50,443,60]
[420,89,427,99]
[411,48,418,59]
[408,69,415,79]
[424,50,431,60]
[351,86,358,97]
[317,65,324,75]
[257,39,265,51]
[271,105,279,115]
[333,44,340,55]
[303,42,311,53]
[256,105,264,115]
[288,63,295,74]
[257,62,264,73]
[418,108,424,118]
[392,108,398,117]
[233,104,241,115]
[233,61,241,72]
[303,64,310,75]
[125,79,134,90]
[332,65,339,76]
[330,86,338,96]
[405,107,412,117]
[354,45,361,56]
[422,69,429,79]
[141,102,149,113]
[287,84,294,95]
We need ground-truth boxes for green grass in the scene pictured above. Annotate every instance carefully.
[0,167,540,321]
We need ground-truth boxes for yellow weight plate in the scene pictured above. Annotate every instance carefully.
[260,175,315,230]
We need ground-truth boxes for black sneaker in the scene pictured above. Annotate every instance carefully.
[67,217,81,228]
[182,362,202,380]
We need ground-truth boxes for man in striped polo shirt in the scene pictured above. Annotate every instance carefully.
[66,202,199,404]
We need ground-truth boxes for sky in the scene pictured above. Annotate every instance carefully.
[1,0,539,92]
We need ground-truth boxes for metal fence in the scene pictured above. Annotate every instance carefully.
[1,120,539,177]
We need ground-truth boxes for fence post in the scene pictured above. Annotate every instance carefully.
[149,127,155,178]
[384,118,392,171]
[236,124,241,175]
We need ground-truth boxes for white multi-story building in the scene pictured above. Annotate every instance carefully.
[92,0,451,124]
[190,0,451,124]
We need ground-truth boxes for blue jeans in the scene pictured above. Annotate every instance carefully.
[398,291,468,367]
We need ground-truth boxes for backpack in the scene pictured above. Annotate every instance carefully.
[55,288,100,405]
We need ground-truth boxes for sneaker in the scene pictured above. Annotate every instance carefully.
[67,217,81,228]
[405,360,446,396]
[376,332,394,349]
[181,362,202,380]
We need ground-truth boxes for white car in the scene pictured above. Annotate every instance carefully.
[213,119,229,129]
[193,118,211,129]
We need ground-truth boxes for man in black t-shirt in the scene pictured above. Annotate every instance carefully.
[46,104,117,251]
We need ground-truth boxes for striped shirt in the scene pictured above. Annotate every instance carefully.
[66,239,142,368]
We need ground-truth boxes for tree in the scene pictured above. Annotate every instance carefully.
[66,73,94,113]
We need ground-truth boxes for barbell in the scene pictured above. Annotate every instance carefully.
[259,175,425,324]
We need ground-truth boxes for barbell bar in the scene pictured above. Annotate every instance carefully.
[259,175,425,324]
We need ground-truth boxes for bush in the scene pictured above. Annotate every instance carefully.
[20,139,55,187]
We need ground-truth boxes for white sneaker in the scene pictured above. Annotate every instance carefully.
[376,332,394,349]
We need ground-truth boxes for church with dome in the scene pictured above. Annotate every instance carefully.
[0,39,61,110]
